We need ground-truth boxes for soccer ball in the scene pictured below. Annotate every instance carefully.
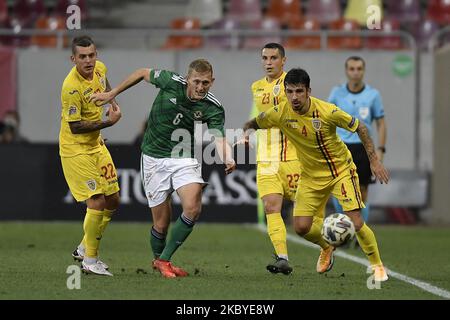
[321,213,356,247]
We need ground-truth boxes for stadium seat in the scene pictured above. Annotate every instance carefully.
[31,16,68,48]
[410,18,439,50]
[12,0,46,25]
[327,19,362,50]
[0,0,8,25]
[205,17,241,49]
[55,0,88,21]
[163,18,203,50]
[0,16,31,47]
[227,0,262,23]
[344,0,383,27]
[241,18,281,49]
[426,0,450,25]
[265,0,303,27]
[366,18,403,50]
[284,18,321,50]
[385,0,420,24]
[306,0,341,25]
[186,0,223,27]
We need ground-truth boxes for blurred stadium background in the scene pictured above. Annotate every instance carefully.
[0,0,450,300]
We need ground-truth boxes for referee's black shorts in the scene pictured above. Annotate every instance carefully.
[346,143,374,187]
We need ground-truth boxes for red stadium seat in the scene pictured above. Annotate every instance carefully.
[284,17,321,50]
[241,18,281,49]
[31,15,68,48]
[366,18,403,50]
[227,0,262,23]
[163,18,203,50]
[265,0,302,27]
[0,0,8,25]
[426,0,450,25]
[327,19,361,50]
[12,0,46,25]
[307,0,341,25]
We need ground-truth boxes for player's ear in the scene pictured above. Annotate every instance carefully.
[210,77,215,86]
[70,55,75,64]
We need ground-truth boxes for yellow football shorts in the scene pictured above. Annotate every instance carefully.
[293,163,365,217]
[61,144,120,202]
[256,160,301,201]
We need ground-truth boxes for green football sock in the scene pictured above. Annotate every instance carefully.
[150,226,166,259]
[159,213,194,261]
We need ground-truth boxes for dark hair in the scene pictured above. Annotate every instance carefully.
[262,43,285,58]
[345,56,365,68]
[284,68,310,88]
[188,59,213,76]
[72,35,95,54]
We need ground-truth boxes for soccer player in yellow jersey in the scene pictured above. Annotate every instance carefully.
[250,43,301,275]
[242,68,389,282]
[59,36,121,276]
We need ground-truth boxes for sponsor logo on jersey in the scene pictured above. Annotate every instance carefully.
[273,106,279,112]
[69,105,77,116]
[68,90,79,95]
[359,107,369,119]
[86,179,97,191]
[83,87,93,96]
[154,70,161,78]
[255,88,264,92]
[312,119,322,131]
[285,119,298,129]
[169,98,177,105]
[193,111,203,119]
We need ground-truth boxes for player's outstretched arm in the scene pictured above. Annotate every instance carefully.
[234,117,260,147]
[356,121,389,184]
[91,68,151,105]
[69,102,122,134]
[214,137,236,175]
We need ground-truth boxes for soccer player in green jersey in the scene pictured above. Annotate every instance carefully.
[91,59,236,278]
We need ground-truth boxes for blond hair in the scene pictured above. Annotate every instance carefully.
[188,59,213,76]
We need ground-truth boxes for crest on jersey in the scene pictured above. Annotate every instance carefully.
[69,105,77,116]
[154,70,161,78]
[193,111,203,119]
[169,98,177,105]
[312,119,322,131]
[86,179,97,191]
[359,107,369,120]
[273,84,281,97]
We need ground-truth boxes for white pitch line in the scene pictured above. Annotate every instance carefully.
[251,224,450,299]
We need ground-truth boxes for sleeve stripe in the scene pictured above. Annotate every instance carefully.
[171,74,187,84]
[206,92,222,107]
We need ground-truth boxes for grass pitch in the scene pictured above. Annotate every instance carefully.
[0,222,449,300]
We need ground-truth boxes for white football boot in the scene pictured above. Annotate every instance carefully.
[81,260,113,276]
[72,247,109,270]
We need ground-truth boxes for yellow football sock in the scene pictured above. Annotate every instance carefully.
[303,216,329,249]
[356,223,382,266]
[98,208,115,239]
[83,208,103,258]
[266,213,288,259]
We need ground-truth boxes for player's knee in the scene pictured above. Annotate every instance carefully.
[87,194,106,210]
[153,224,169,236]
[183,202,202,219]
[294,222,311,236]
[106,193,120,210]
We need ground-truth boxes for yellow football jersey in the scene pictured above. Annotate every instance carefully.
[59,60,108,157]
[250,72,297,162]
[256,96,360,182]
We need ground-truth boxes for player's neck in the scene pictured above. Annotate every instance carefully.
[347,81,365,94]
[266,71,283,83]
[76,67,94,81]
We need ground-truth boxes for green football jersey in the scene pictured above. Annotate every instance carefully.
[141,69,225,158]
